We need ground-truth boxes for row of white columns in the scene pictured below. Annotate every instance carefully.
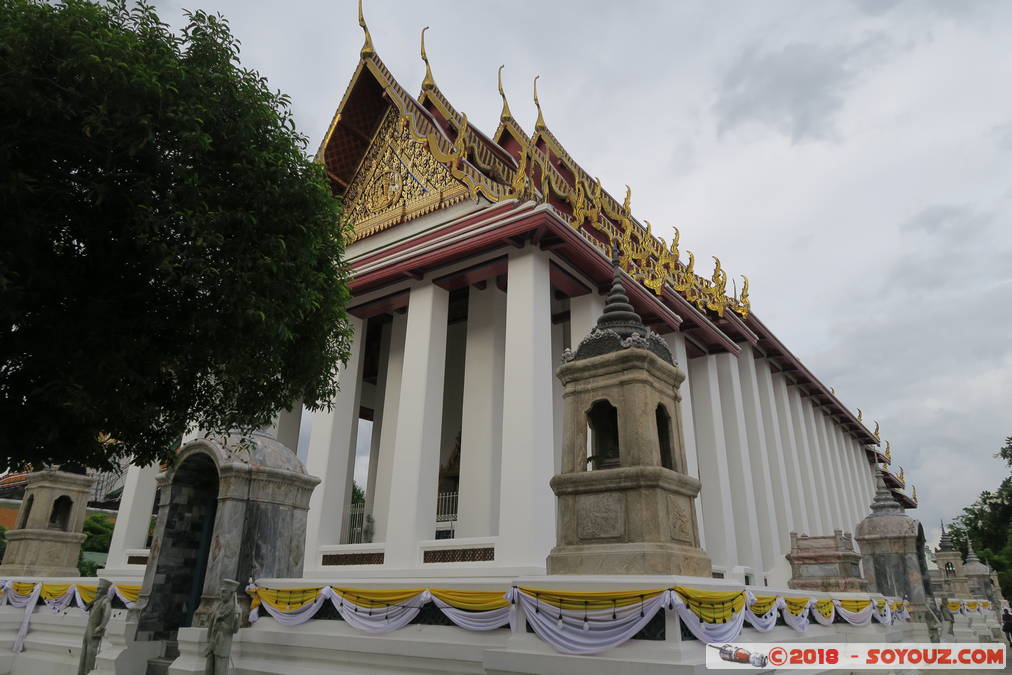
[681,342,880,580]
[103,244,884,581]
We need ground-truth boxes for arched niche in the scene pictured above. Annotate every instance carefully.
[656,404,675,471]
[48,495,73,531]
[586,399,620,469]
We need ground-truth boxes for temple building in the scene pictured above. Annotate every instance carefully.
[7,6,1006,675]
[103,5,916,589]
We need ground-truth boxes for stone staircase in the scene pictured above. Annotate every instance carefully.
[145,639,178,675]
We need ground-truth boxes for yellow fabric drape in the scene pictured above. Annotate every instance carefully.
[12,582,36,596]
[890,600,904,612]
[839,599,872,613]
[947,601,962,612]
[518,586,665,610]
[429,588,510,611]
[115,585,141,604]
[966,601,978,610]
[749,595,778,616]
[673,587,746,623]
[332,587,425,609]
[782,597,810,617]
[814,599,835,619]
[40,584,72,601]
[77,585,98,605]
[256,587,324,612]
[875,598,887,611]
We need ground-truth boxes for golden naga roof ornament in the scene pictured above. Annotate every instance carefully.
[873,420,881,440]
[623,185,632,215]
[357,0,374,57]
[497,65,513,122]
[857,408,863,421]
[898,466,905,486]
[884,440,892,462]
[831,386,836,395]
[420,26,435,90]
[738,274,750,316]
[707,256,728,315]
[533,75,546,131]
[912,485,917,503]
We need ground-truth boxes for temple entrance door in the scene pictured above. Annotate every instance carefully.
[139,452,219,639]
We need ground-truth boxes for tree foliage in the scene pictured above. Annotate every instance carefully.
[946,436,1012,600]
[82,512,115,552]
[0,0,353,470]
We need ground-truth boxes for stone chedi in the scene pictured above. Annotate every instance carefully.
[546,257,710,576]
[932,524,971,599]
[785,530,868,592]
[0,468,94,577]
[854,471,936,638]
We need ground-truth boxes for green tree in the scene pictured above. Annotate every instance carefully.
[351,480,365,505]
[82,513,115,552]
[0,0,353,471]
[946,436,1012,600]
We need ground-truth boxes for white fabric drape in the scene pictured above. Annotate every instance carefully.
[44,588,75,614]
[780,599,811,632]
[110,585,136,609]
[2,581,41,653]
[873,601,892,625]
[834,600,873,626]
[514,588,667,655]
[330,590,429,633]
[744,598,782,633]
[670,590,748,644]
[430,594,512,631]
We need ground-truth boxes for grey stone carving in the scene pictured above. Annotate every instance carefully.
[77,578,112,675]
[205,578,241,675]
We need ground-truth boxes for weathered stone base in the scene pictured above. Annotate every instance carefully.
[547,542,711,576]
[0,529,86,578]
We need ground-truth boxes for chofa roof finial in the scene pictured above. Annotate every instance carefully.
[498,65,512,122]
[533,75,546,131]
[358,0,374,57]
[420,27,435,90]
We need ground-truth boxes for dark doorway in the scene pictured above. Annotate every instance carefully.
[587,399,620,469]
[656,404,674,471]
[142,452,219,638]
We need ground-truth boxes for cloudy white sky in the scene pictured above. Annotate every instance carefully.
[154,0,1012,548]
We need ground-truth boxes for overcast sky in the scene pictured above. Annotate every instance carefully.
[154,0,1012,549]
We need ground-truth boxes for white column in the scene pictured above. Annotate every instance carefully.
[303,315,365,567]
[772,374,810,534]
[365,320,392,519]
[551,321,565,476]
[856,440,876,512]
[101,462,160,576]
[384,283,449,568]
[789,389,827,533]
[821,414,855,531]
[371,312,406,541]
[273,405,303,454]
[813,408,846,530]
[688,354,737,570]
[736,346,781,572]
[714,352,764,575]
[801,398,835,533]
[569,292,605,346]
[755,360,795,546]
[456,285,506,538]
[848,436,871,517]
[497,247,556,568]
[834,426,858,527]
[665,332,705,550]
[841,427,867,527]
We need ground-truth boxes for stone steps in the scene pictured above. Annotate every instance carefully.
[145,639,178,675]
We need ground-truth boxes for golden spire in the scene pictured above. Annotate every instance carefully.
[533,75,546,130]
[358,0,374,57]
[873,420,880,440]
[420,26,435,90]
[497,65,513,122]
[857,408,863,421]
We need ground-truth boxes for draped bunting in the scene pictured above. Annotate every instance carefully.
[0,580,141,653]
[743,595,780,632]
[811,599,836,626]
[780,596,812,632]
[835,598,873,626]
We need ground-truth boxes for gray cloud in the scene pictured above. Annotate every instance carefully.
[714,37,890,143]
